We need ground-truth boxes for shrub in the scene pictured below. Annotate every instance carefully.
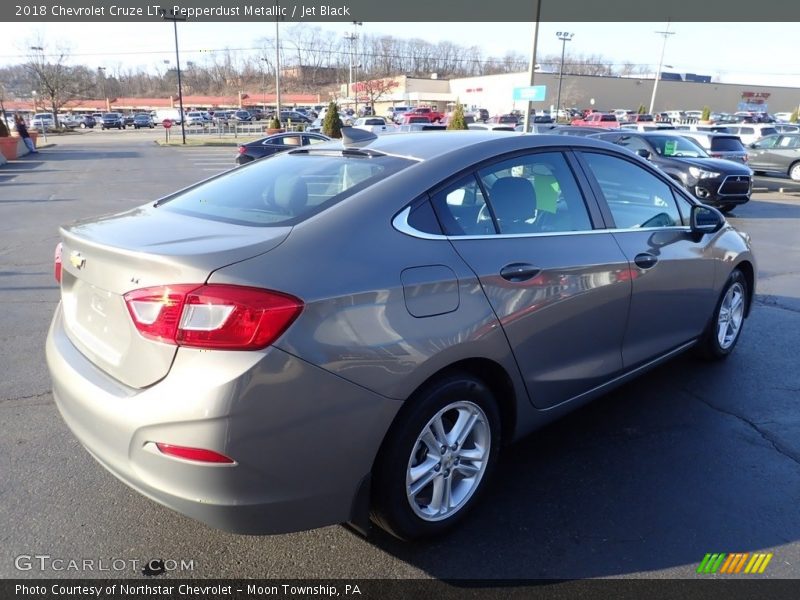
[322,101,343,138]
[701,106,711,121]
[447,102,468,130]
[637,104,646,115]
[268,116,281,130]
[790,108,799,124]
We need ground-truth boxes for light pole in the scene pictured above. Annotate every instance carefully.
[521,1,541,134]
[97,67,107,110]
[648,24,675,115]
[260,57,268,115]
[555,31,573,122]
[344,31,356,110]
[160,9,187,144]
[352,21,362,115]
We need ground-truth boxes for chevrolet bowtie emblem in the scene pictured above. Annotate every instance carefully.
[70,251,86,270]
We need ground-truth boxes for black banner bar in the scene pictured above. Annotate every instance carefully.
[3,579,800,600]
[3,0,800,22]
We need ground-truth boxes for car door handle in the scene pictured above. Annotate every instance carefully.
[634,253,658,269]
[500,263,541,282]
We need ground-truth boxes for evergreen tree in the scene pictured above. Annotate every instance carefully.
[447,102,468,130]
[322,101,343,138]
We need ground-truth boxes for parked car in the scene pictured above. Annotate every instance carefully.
[439,113,476,127]
[773,124,800,134]
[725,124,779,145]
[278,110,313,124]
[592,131,752,212]
[47,130,755,541]
[75,115,96,129]
[122,114,135,127]
[30,113,55,130]
[677,131,749,164]
[399,114,434,125]
[184,112,207,127]
[488,114,520,125]
[571,113,620,128]
[405,107,444,123]
[547,125,608,136]
[746,133,800,181]
[100,113,125,130]
[232,110,252,122]
[387,105,412,124]
[132,113,155,129]
[235,132,330,165]
[468,123,517,131]
[353,117,394,134]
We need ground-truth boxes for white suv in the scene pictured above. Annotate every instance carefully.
[725,124,779,145]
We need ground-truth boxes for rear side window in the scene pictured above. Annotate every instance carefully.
[710,137,746,152]
[159,153,414,226]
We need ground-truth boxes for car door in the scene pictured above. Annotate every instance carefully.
[577,151,717,368]
[748,134,780,170]
[432,150,632,409]
[762,135,800,173]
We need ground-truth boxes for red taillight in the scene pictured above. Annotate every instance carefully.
[54,243,63,283]
[155,443,234,464]
[123,284,303,350]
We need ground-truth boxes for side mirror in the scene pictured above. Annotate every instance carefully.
[690,204,724,234]
[749,142,757,149]
[635,148,651,159]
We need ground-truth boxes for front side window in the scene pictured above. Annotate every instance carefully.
[581,152,683,229]
[752,135,779,149]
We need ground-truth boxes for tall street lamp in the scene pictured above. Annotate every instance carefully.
[352,21,362,115]
[555,31,573,122]
[648,24,675,115]
[97,66,107,110]
[260,57,269,115]
[160,9,187,144]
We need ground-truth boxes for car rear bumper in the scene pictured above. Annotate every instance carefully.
[46,303,402,534]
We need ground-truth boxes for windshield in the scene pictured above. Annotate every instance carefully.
[158,151,415,226]
[648,135,709,158]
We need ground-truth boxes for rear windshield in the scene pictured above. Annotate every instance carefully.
[158,152,415,226]
[710,137,746,152]
[760,127,778,137]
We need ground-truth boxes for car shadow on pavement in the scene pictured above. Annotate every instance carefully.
[727,200,800,219]
[362,340,800,579]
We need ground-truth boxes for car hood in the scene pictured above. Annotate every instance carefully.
[670,156,752,174]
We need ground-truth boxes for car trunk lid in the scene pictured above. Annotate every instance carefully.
[59,205,290,389]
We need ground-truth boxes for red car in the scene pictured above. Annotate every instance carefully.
[571,113,620,128]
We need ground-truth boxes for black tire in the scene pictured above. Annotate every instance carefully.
[371,372,501,540]
[718,205,736,214]
[697,269,748,360]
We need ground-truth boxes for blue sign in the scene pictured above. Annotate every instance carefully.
[513,85,547,102]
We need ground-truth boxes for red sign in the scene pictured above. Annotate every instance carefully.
[162,119,173,129]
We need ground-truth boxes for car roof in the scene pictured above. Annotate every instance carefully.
[299,130,618,162]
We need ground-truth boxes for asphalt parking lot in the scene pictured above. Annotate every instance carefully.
[0,131,798,580]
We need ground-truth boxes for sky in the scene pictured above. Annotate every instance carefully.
[1,21,799,88]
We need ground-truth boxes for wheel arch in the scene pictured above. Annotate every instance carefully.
[734,259,756,317]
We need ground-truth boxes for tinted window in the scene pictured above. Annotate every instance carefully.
[752,136,778,149]
[469,152,592,235]
[430,175,494,236]
[582,152,682,229]
[160,153,414,226]
[760,127,778,137]
[646,135,708,158]
[710,137,746,151]
[407,200,442,235]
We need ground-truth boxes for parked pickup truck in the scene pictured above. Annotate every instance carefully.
[570,113,620,128]
[405,107,444,123]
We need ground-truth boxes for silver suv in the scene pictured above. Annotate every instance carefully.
[678,132,750,165]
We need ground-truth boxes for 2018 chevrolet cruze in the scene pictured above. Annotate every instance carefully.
[46,130,755,540]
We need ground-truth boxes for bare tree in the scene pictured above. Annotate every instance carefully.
[26,40,90,127]
[354,78,400,113]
